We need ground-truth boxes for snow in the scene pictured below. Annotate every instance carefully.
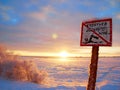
[0,78,85,90]
[0,57,120,90]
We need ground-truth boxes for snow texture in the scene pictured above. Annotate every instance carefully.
[0,57,120,90]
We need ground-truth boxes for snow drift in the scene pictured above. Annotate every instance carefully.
[0,45,48,84]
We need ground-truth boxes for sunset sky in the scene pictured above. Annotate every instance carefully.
[0,0,120,57]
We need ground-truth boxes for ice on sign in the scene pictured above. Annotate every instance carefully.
[80,18,112,46]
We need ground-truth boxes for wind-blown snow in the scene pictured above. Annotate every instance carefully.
[0,57,120,90]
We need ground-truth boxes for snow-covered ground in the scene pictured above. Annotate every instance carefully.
[0,57,120,90]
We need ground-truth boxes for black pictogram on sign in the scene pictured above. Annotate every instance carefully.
[80,18,112,46]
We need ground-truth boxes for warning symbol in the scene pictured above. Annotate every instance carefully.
[80,18,112,46]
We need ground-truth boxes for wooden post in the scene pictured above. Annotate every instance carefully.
[87,46,99,90]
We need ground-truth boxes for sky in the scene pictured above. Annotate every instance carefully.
[0,0,120,57]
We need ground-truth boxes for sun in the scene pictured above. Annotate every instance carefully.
[59,51,69,58]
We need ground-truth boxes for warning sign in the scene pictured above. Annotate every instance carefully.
[80,18,112,46]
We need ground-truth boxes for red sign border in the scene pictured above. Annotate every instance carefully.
[80,18,112,46]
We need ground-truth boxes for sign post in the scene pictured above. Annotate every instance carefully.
[87,46,99,90]
[80,18,112,90]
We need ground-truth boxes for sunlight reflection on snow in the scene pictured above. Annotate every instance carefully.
[29,57,120,90]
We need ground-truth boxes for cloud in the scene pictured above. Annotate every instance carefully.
[0,4,13,21]
[116,13,120,19]
[27,5,56,21]
[76,0,94,6]
[0,4,13,11]
[107,0,120,7]
[0,7,92,51]
[0,0,120,56]
[51,0,67,3]
[0,12,10,21]
[0,2,96,54]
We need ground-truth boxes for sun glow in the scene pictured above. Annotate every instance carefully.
[59,51,69,58]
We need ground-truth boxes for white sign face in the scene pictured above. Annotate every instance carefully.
[80,18,112,46]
